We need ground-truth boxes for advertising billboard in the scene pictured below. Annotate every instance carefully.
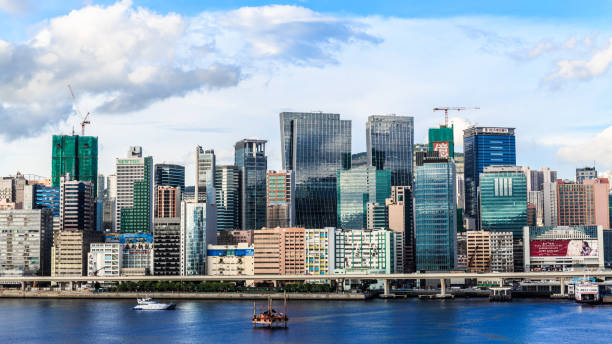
[530,240,598,257]
[119,233,154,244]
[433,141,450,158]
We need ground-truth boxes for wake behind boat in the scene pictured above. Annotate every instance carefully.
[133,298,176,310]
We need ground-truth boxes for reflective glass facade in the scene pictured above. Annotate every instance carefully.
[280,112,351,228]
[337,166,391,229]
[463,127,516,222]
[180,202,216,275]
[214,165,240,230]
[154,164,185,192]
[34,185,60,217]
[366,115,414,186]
[235,139,267,230]
[479,166,527,237]
[415,160,456,271]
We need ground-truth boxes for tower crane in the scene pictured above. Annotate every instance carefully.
[433,106,479,127]
[67,85,91,136]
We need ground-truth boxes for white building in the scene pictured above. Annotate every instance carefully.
[115,146,153,232]
[334,229,395,274]
[489,232,514,272]
[305,227,335,275]
[542,182,558,227]
[88,243,121,276]
[206,243,254,276]
[181,201,217,275]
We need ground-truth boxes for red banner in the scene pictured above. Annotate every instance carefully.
[433,142,450,158]
[530,240,570,257]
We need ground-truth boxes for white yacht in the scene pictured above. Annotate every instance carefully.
[133,298,176,310]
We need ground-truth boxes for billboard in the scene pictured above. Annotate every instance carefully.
[530,240,598,257]
[119,233,154,244]
[433,141,450,158]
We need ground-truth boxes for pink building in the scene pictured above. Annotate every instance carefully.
[557,178,610,229]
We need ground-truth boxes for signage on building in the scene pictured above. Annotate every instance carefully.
[530,240,598,257]
[120,233,154,244]
[481,127,510,134]
[433,142,450,158]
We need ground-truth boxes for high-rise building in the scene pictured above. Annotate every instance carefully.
[52,229,103,276]
[414,157,456,271]
[51,135,98,192]
[155,186,180,218]
[280,112,351,228]
[115,146,153,233]
[107,174,117,199]
[337,166,391,230]
[387,185,415,272]
[304,227,335,275]
[96,174,105,200]
[266,170,295,228]
[195,147,215,203]
[528,190,544,226]
[479,166,527,236]
[466,231,513,273]
[428,125,454,158]
[59,177,95,231]
[524,167,558,192]
[557,178,610,229]
[0,209,53,276]
[253,227,305,275]
[215,165,240,230]
[235,139,267,230]
[463,127,516,227]
[180,201,217,275]
[31,185,60,217]
[543,181,558,227]
[153,217,181,276]
[351,152,368,168]
[576,166,597,184]
[154,163,185,193]
[366,202,388,230]
[334,229,397,274]
[366,114,414,186]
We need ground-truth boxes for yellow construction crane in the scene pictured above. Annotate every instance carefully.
[433,106,479,126]
[68,85,91,136]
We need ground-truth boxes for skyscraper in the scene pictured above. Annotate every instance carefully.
[414,157,456,271]
[366,114,414,186]
[155,163,185,192]
[557,178,610,229]
[51,135,98,192]
[266,170,295,228]
[59,177,95,231]
[214,165,240,230]
[155,186,180,218]
[336,166,391,229]
[115,146,153,233]
[235,139,267,230]
[463,127,516,228]
[576,166,597,183]
[195,147,215,203]
[280,112,351,228]
[180,201,217,275]
[428,125,454,158]
[387,185,415,272]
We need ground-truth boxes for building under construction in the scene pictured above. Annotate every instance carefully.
[52,135,98,192]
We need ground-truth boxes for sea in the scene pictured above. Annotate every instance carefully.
[1,298,611,343]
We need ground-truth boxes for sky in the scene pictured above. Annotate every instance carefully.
[2,1,612,183]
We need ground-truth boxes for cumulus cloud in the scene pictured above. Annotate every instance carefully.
[556,125,612,169]
[0,0,30,15]
[0,1,378,139]
[545,37,612,83]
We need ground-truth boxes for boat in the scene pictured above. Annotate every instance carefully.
[574,282,602,304]
[133,298,176,310]
[252,294,288,328]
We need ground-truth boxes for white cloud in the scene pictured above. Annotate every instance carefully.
[556,126,612,169]
[0,0,30,15]
[546,37,612,82]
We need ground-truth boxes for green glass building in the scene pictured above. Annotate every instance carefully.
[52,135,98,191]
[337,166,391,229]
[116,147,153,233]
[428,125,454,158]
[479,165,527,237]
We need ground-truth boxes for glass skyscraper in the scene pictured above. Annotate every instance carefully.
[280,112,351,228]
[337,166,391,229]
[214,165,240,230]
[414,157,456,271]
[154,163,185,192]
[52,135,98,192]
[195,147,215,203]
[463,127,516,226]
[479,166,527,237]
[235,139,267,230]
[366,115,414,186]
[180,201,216,275]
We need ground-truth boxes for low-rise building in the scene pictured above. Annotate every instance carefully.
[254,227,305,275]
[52,230,104,276]
[153,217,181,276]
[206,243,254,276]
[304,228,335,275]
[334,229,395,274]
[120,233,154,276]
[87,243,121,276]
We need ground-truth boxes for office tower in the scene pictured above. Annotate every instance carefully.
[153,217,181,276]
[120,233,154,276]
[351,152,368,168]
[576,166,597,183]
[337,166,391,229]
[304,227,335,275]
[115,146,153,233]
[59,177,95,231]
[253,227,305,275]
[387,185,415,272]
[366,202,388,229]
[154,163,185,192]
[51,135,98,192]
[87,243,121,276]
[557,178,610,229]
[334,228,397,274]
[180,201,217,275]
[206,243,255,276]
[214,165,240,230]
[155,186,180,218]
[266,170,295,228]
[280,112,351,228]
[428,125,454,158]
[463,127,516,227]
[107,174,117,199]
[0,209,53,276]
[52,229,103,276]
[414,157,456,271]
[195,147,215,203]
[30,185,61,216]
[367,114,414,186]
[479,166,527,236]
[235,139,267,230]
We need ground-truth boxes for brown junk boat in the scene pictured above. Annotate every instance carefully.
[252,294,288,328]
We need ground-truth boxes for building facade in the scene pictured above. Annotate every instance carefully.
[235,139,267,230]
[334,229,395,274]
[154,163,185,193]
[337,166,391,229]
[215,165,240,230]
[206,243,254,276]
[428,125,454,158]
[557,178,610,229]
[87,243,121,276]
[479,165,527,236]
[266,170,295,228]
[51,135,98,192]
[180,201,217,275]
[153,217,181,276]
[387,185,415,272]
[576,166,597,184]
[195,147,215,203]
[115,146,153,233]
[52,229,103,276]
[155,186,180,218]
[59,178,95,231]
[253,227,305,275]
[120,233,154,276]
[304,227,335,275]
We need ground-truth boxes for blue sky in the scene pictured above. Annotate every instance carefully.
[2,0,612,181]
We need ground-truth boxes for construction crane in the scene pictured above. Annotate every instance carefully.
[67,85,91,136]
[433,106,479,127]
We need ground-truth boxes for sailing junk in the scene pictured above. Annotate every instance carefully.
[252,294,288,328]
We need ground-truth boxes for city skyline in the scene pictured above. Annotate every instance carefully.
[2,1,612,181]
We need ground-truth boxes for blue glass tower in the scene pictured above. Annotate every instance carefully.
[154,164,185,191]
[463,127,516,227]
[235,139,267,230]
[366,115,414,186]
[33,185,60,217]
[414,157,456,271]
[479,166,527,237]
[280,112,351,228]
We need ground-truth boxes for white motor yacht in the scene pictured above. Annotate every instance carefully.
[133,298,176,310]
